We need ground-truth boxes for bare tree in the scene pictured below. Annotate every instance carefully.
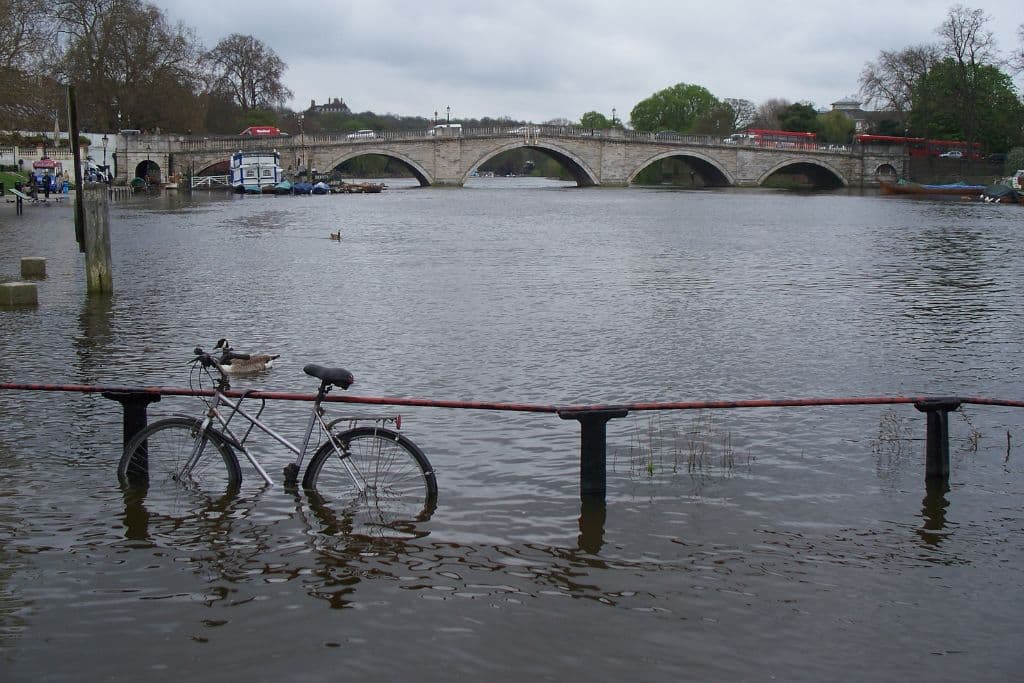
[56,0,205,130]
[934,4,999,145]
[723,98,756,131]
[0,0,54,70]
[0,0,60,129]
[859,44,940,115]
[751,98,789,130]
[1011,23,1024,73]
[206,34,292,112]
[937,4,997,69]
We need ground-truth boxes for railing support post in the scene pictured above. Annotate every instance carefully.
[559,408,629,501]
[914,398,961,483]
[102,391,161,450]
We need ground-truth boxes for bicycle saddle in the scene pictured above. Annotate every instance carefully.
[303,364,355,390]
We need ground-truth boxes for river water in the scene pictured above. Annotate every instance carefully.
[1,179,1022,681]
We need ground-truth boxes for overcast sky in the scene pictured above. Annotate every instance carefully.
[155,1,1023,123]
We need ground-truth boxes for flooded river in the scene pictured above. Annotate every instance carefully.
[1,179,1022,681]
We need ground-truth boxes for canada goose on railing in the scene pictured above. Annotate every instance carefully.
[330,231,341,240]
[214,338,279,374]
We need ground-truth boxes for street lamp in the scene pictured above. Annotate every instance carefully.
[612,108,616,126]
[101,134,108,174]
[446,106,450,125]
[298,114,305,175]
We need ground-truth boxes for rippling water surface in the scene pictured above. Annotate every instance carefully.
[2,179,1023,681]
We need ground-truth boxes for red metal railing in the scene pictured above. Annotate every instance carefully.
[3,382,1021,500]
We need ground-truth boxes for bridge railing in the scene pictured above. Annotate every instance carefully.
[2,381,1015,501]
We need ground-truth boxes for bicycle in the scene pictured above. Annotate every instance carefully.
[117,344,438,524]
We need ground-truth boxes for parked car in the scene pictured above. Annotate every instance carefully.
[346,129,377,140]
[655,130,682,141]
[511,126,541,136]
[723,133,753,145]
[939,150,963,159]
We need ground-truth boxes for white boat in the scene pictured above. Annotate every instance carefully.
[229,151,283,193]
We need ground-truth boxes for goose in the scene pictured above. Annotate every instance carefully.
[330,231,341,241]
[213,338,279,374]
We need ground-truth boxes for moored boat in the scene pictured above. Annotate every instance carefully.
[880,179,987,196]
[980,184,1022,204]
[229,151,283,193]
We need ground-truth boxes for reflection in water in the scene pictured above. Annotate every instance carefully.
[577,498,606,554]
[3,188,1024,680]
[74,294,114,383]
[918,481,951,547]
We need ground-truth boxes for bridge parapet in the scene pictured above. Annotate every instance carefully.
[124,125,904,189]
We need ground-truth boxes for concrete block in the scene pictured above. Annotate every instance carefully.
[20,256,46,279]
[0,281,39,307]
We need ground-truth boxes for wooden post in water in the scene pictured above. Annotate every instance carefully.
[914,398,962,483]
[102,392,161,452]
[66,85,86,253]
[82,184,113,294]
[559,408,629,500]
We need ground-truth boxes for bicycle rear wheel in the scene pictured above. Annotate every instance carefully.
[302,426,437,527]
[118,417,241,516]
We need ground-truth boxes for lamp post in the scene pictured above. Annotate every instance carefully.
[612,108,616,127]
[446,106,450,125]
[101,134,108,177]
[298,114,305,176]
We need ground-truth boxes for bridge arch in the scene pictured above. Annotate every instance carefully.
[324,147,433,186]
[757,157,848,188]
[627,150,736,187]
[135,159,161,182]
[872,162,898,181]
[464,141,600,187]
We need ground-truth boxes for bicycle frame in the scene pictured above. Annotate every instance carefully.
[190,385,363,490]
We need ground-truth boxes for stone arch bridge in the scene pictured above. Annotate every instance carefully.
[119,126,905,189]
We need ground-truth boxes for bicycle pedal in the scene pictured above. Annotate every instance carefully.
[282,463,299,485]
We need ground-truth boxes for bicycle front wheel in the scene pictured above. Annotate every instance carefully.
[302,426,437,525]
[118,417,241,515]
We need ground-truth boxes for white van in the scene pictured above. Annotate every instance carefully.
[346,129,377,140]
[723,133,753,145]
[428,124,462,136]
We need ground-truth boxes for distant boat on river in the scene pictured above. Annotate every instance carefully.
[879,179,986,196]
[230,151,283,193]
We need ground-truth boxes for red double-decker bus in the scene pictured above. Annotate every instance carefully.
[854,134,981,158]
[747,129,818,149]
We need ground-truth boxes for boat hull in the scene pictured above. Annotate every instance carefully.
[880,180,986,196]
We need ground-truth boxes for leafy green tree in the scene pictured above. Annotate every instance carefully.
[817,110,855,144]
[691,103,735,136]
[629,83,720,133]
[777,102,819,133]
[1006,147,1024,173]
[579,111,613,128]
[910,59,1024,151]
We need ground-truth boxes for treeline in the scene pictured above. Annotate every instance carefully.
[3,1,1020,157]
